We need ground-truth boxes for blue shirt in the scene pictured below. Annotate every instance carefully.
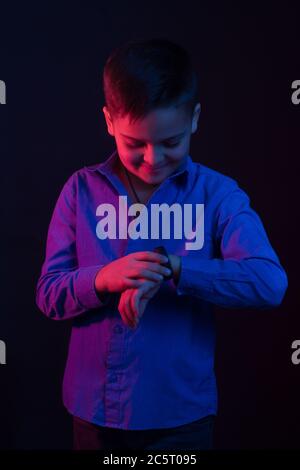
[35,148,288,430]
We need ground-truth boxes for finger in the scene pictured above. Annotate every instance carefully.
[143,262,172,278]
[117,294,128,327]
[122,277,162,295]
[134,281,157,318]
[139,299,148,318]
[123,289,136,328]
[133,251,169,265]
[144,283,161,299]
[137,292,151,319]
[118,292,134,328]
[132,283,153,324]
[133,282,151,314]
[130,267,165,282]
[140,278,161,294]
[130,290,140,323]
[124,278,145,289]
[130,262,171,280]
[124,280,161,327]
[134,294,147,323]
[137,279,156,294]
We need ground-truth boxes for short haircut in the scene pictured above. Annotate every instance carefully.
[103,37,199,124]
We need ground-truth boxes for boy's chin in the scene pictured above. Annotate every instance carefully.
[139,172,166,185]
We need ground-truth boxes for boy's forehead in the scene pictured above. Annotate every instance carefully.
[116,106,190,141]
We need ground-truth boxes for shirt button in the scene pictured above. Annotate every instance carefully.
[113,325,123,334]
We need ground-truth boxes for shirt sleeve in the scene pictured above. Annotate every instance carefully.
[35,174,112,320]
[175,182,288,309]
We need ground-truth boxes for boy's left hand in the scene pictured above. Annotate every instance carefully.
[118,278,162,329]
[117,254,181,329]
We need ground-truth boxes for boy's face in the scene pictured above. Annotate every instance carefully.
[103,102,201,186]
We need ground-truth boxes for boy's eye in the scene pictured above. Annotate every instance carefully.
[125,141,180,149]
[164,141,181,148]
[125,143,143,149]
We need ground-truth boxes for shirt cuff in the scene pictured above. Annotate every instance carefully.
[75,265,112,310]
[175,256,214,297]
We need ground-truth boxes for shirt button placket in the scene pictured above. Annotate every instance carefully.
[105,322,125,425]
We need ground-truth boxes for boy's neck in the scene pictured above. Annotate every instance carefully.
[113,157,162,205]
[114,158,160,192]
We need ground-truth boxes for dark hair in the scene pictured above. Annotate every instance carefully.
[103,37,199,124]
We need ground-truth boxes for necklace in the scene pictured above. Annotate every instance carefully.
[123,166,141,204]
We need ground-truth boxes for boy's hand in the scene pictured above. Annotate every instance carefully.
[94,251,171,295]
[117,254,182,328]
[118,279,162,329]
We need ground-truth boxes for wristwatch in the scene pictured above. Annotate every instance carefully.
[153,245,174,280]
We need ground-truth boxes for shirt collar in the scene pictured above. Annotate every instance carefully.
[96,148,193,181]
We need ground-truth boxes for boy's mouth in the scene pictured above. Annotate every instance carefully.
[142,163,167,172]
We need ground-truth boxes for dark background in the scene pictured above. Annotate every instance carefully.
[0,2,299,450]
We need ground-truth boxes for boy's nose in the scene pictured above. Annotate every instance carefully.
[142,148,165,168]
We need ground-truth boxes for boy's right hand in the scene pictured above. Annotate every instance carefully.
[94,251,171,295]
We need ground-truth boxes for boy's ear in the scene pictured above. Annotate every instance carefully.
[102,106,115,137]
[191,102,201,134]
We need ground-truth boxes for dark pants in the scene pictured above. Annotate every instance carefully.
[73,414,215,451]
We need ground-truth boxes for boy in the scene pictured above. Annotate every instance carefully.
[35,38,288,451]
